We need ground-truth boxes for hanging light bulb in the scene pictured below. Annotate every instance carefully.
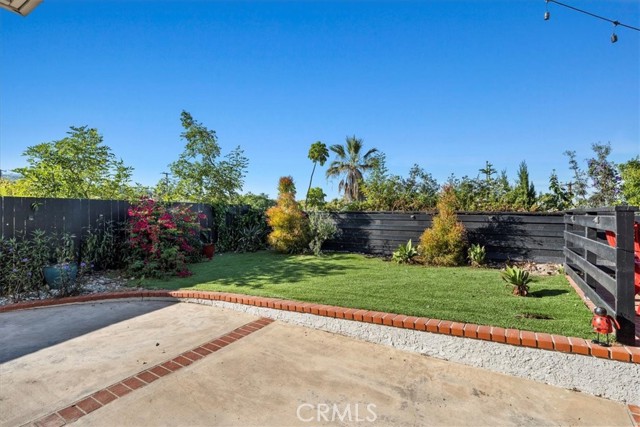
[544,0,550,20]
[611,21,619,43]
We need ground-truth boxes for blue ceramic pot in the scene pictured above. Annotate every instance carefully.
[42,264,78,289]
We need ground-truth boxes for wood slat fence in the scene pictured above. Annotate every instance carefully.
[324,211,565,263]
[0,197,213,248]
[564,206,638,345]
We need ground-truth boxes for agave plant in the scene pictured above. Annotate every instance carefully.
[501,265,532,296]
[467,243,486,267]
[392,239,418,264]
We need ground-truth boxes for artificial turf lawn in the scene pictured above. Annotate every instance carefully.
[140,251,594,339]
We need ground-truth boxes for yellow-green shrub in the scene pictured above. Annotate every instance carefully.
[266,177,310,253]
[419,185,466,266]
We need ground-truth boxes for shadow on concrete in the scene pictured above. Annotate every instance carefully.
[0,300,175,363]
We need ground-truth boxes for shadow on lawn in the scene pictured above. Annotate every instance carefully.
[529,289,569,298]
[157,252,357,290]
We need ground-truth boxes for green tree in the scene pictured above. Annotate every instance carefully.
[563,150,588,207]
[362,157,438,211]
[169,111,249,204]
[305,187,327,209]
[538,170,571,211]
[326,135,378,202]
[619,156,640,206]
[0,178,29,196]
[586,142,620,207]
[305,141,329,206]
[13,126,134,199]
[511,161,536,210]
[235,192,276,211]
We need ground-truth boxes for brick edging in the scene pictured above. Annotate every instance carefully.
[629,404,640,427]
[2,290,638,364]
[29,317,275,427]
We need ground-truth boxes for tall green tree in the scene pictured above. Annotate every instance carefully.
[619,156,640,206]
[169,111,249,204]
[305,141,329,206]
[13,126,135,199]
[511,161,536,210]
[563,150,588,207]
[326,135,378,202]
[586,142,620,207]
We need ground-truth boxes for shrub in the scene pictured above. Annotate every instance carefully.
[308,211,340,256]
[0,229,80,301]
[418,185,466,266]
[266,177,310,253]
[467,243,486,267]
[81,218,123,271]
[126,197,205,278]
[392,239,418,264]
[501,265,532,296]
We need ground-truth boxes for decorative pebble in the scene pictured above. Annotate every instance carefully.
[0,271,143,307]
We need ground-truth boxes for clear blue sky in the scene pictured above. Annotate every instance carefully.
[1,0,638,200]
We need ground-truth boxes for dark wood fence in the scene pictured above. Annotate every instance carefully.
[564,207,637,345]
[0,197,213,246]
[324,211,565,263]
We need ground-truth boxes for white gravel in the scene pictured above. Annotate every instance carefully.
[0,272,140,307]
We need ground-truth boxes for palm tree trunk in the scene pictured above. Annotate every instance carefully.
[305,161,317,207]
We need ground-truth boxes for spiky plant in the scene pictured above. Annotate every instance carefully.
[392,239,418,264]
[501,265,532,296]
[467,243,486,267]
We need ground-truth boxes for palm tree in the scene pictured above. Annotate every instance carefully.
[305,141,329,206]
[326,136,378,202]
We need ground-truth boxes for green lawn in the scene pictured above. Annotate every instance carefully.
[140,251,594,338]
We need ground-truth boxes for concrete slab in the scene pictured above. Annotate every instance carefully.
[74,319,631,427]
[0,301,257,427]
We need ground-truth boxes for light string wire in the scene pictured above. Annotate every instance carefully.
[546,0,640,32]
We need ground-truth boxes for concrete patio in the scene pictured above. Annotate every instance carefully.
[0,300,632,427]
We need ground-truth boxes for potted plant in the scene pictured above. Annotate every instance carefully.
[201,229,215,260]
[43,232,79,291]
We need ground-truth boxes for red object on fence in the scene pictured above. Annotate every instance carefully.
[604,222,640,315]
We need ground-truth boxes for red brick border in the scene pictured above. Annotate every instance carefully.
[28,317,274,427]
[2,290,638,365]
[629,404,640,427]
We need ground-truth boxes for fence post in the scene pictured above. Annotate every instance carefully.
[614,206,637,345]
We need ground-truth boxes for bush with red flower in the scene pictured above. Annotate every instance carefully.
[126,197,205,278]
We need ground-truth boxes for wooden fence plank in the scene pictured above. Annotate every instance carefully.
[564,213,616,231]
[564,231,616,262]
[564,247,616,294]
[565,266,614,314]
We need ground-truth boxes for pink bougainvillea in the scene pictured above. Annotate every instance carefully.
[126,198,206,278]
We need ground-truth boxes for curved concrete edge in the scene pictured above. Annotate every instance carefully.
[2,290,638,365]
[2,292,639,409]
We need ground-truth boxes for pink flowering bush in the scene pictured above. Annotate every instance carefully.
[126,198,206,278]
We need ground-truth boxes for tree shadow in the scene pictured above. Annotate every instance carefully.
[0,300,175,363]
[154,252,357,290]
[467,214,534,261]
[529,289,569,298]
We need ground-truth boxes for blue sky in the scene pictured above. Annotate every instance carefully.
[1,0,638,200]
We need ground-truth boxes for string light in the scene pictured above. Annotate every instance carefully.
[544,0,640,43]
